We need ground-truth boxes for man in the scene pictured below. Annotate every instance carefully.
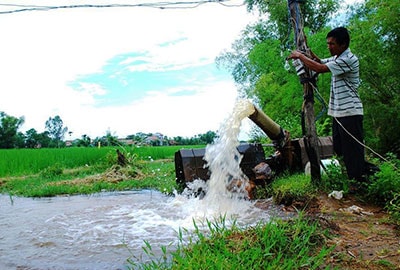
[288,27,365,184]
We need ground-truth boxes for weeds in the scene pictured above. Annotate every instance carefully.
[321,158,349,193]
[367,161,400,204]
[129,214,333,269]
[270,173,317,206]
[365,155,400,225]
[39,163,64,178]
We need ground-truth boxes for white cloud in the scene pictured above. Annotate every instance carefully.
[62,80,241,139]
[0,1,256,139]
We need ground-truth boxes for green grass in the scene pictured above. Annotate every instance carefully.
[0,147,111,177]
[0,145,204,178]
[0,145,191,197]
[0,160,177,197]
[128,214,333,269]
[270,173,317,205]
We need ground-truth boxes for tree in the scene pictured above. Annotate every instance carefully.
[25,128,40,148]
[127,132,148,144]
[92,130,119,147]
[45,115,68,147]
[288,0,321,183]
[245,0,338,39]
[73,134,91,147]
[198,131,217,144]
[217,1,338,141]
[15,132,26,148]
[348,0,400,155]
[0,112,25,148]
[104,130,119,146]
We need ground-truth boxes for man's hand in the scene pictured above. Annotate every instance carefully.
[288,50,304,60]
[287,49,328,74]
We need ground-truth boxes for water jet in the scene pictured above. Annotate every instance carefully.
[175,99,334,198]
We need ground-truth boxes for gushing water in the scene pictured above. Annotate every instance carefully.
[204,98,255,201]
[178,99,265,223]
[0,99,276,270]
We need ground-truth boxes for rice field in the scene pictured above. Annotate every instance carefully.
[0,145,204,177]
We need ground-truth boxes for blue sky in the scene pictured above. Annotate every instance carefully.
[0,0,361,140]
[70,52,229,108]
[0,0,256,140]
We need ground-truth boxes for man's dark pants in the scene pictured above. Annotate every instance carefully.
[332,115,365,181]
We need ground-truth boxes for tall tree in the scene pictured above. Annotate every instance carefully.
[217,0,338,140]
[45,115,68,147]
[245,0,338,41]
[0,112,24,148]
[288,0,321,183]
[349,0,400,155]
[198,131,217,144]
[25,128,40,148]
[74,134,91,147]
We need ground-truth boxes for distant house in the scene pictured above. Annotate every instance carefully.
[168,140,178,145]
[144,133,166,146]
[65,140,73,147]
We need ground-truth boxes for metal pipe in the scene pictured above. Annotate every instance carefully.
[248,105,284,141]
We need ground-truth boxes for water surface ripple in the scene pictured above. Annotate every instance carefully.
[0,190,272,270]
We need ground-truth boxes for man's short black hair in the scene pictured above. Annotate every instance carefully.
[327,27,350,48]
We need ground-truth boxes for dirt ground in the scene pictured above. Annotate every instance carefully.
[296,193,400,269]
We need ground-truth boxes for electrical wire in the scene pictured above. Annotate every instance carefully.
[0,0,244,14]
[287,0,398,171]
[309,81,399,171]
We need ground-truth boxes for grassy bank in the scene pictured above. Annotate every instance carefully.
[129,214,333,270]
[0,145,202,196]
[0,145,200,178]
[1,146,399,269]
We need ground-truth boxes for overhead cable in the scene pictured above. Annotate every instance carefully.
[0,0,244,15]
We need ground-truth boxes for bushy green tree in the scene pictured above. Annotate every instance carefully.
[348,0,400,155]
[45,115,68,148]
[219,0,399,157]
[198,131,217,144]
[73,134,92,147]
[93,130,119,147]
[25,128,40,148]
[127,132,150,144]
[0,112,25,148]
[245,0,339,40]
[217,1,339,140]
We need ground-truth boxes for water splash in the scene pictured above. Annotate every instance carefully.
[170,98,265,226]
[204,98,255,202]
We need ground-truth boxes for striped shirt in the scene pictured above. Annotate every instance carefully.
[321,48,363,117]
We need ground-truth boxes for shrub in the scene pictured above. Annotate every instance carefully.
[40,164,63,178]
[320,158,349,193]
[386,193,400,226]
[366,155,400,224]
[367,161,400,205]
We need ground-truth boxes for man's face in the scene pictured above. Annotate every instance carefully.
[326,37,347,56]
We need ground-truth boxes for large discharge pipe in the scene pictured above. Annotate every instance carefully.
[248,104,286,146]
[248,104,293,170]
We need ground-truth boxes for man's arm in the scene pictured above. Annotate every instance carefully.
[288,50,330,74]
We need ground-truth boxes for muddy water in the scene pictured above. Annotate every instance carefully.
[0,99,274,270]
[0,189,273,270]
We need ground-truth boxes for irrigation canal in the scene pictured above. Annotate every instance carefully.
[0,189,276,269]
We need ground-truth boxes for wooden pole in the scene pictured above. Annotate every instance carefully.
[287,0,321,184]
